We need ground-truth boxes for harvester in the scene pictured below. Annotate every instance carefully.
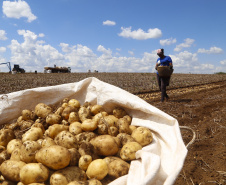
[44,65,71,73]
[12,64,25,73]
[0,62,11,73]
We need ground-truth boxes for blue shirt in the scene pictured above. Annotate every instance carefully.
[156,56,172,74]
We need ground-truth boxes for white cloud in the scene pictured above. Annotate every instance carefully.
[97,45,112,57]
[0,47,6,53]
[160,37,176,46]
[103,20,116,26]
[3,0,37,22]
[0,30,7,40]
[118,27,162,40]
[197,47,223,54]
[128,51,134,56]
[174,38,195,52]
[220,60,226,65]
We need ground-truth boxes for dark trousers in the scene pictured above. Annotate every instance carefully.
[157,74,170,102]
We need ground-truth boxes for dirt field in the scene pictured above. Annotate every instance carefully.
[0,73,225,184]
[138,81,226,185]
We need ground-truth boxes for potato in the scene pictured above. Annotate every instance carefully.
[46,113,62,125]
[86,159,108,180]
[97,124,108,135]
[78,142,99,160]
[131,126,153,146]
[21,109,32,121]
[54,131,78,149]
[129,125,137,134]
[20,141,41,163]
[79,155,92,171]
[68,99,80,109]
[35,145,71,170]
[0,129,15,147]
[62,98,69,103]
[104,156,130,179]
[41,137,56,148]
[67,179,102,185]
[0,160,26,182]
[99,115,118,127]
[22,127,43,143]
[75,132,96,145]
[62,120,69,126]
[112,107,127,119]
[81,119,98,132]
[90,135,119,156]
[117,118,130,134]
[92,112,108,125]
[35,103,52,118]
[50,166,87,185]
[91,105,104,115]
[108,126,119,136]
[68,148,80,166]
[0,150,10,165]
[117,133,135,147]
[78,106,92,122]
[20,163,49,184]
[55,107,64,115]
[62,106,77,120]
[46,124,69,139]
[68,112,80,124]
[69,122,82,135]
[19,120,34,131]
[31,122,45,133]
[6,139,22,155]
[10,148,21,161]
[120,141,142,161]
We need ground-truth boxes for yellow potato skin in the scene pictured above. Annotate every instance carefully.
[86,159,108,180]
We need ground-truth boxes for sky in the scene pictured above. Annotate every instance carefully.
[0,0,226,73]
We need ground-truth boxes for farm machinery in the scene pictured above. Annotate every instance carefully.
[0,62,12,73]
[12,64,25,73]
[44,65,71,73]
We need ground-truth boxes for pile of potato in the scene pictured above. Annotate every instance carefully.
[0,98,153,185]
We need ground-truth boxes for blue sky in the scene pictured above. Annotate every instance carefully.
[0,0,226,73]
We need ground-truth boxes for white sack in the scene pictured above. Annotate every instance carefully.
[0,77,187,185]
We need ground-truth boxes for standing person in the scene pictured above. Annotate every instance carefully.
[155,48,173,102]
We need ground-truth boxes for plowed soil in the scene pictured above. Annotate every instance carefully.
[138,81,226,185]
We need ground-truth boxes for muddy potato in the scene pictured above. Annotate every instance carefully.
[78,106,92,122]
[0,146,5,153]
[68,112,80,124]
[0,160,26,182]
[117,133,135,147]
[67,179,102,185]
[41,137,56,148]
[86,159,108,180]
[45,124,69,139]
[0,150,10,165]
[131,127,153,146]
[20,163,49,184]
[31,122,45,133]
[81,119,98,132]
[79,155,92,171]
[129,125,137,134]
[69,122,82,135]
[75,132,97,145]
[68,99,80,109]
[104,156,130,179]
[62,106,77,120]
[92,112,108,125]
[78,142,99,160]
[54,131,78,149]
[46,113,62,125]
[22,127,43,143]
[90,135,119,156]
[91,105,104,115]
[10,148,21,161]
[68,148,80,166]
[55,107,64,115]
[19,120,34,131]
[108,126,119,136]
[99,115,118,127]
[21,109,32,121]
[117,118,130,134]
[35,145,71,170]
[6,139,22,155]
[0,129,15,147]
[112,107,127,119]
[97,124,108,135]
[35,103,52,118]
[120,141,142,161]
[50,166,87,185]
[20,141,41,163]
